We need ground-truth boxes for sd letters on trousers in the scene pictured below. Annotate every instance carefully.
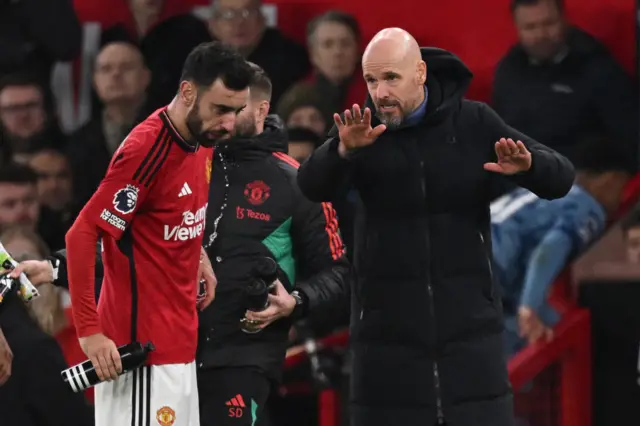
[299,47,573,426]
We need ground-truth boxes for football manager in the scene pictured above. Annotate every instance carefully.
[297,28,574,426]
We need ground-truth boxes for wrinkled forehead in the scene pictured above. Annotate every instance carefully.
[362,42,409,76]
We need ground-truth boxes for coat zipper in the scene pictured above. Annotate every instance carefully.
[420,160,446,424]
[478,232,495,300]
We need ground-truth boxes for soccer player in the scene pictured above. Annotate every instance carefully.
[491,137,633,356]
[64,42,253,426]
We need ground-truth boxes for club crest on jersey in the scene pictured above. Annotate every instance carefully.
[244,180,270,206]
[112,184,139,214]
[156,406,176,426]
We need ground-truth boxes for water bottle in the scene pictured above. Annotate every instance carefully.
[61,341,154,392]
[239,257,278,334]
[240,278,270,334]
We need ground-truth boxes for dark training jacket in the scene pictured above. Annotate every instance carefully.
[198,116,350,380]
[297,47,574,426]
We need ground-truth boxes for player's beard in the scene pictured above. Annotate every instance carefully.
[186,102,229,148]
[234,114,257,139]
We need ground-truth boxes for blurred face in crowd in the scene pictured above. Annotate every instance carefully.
[234,92,269,138]
[513,0,566,62]
[287,106,326,136]
[626,227,640,264]
[0,182,39,231]
[0,84,46,140]
[362,35,426,129]
[309,21,359,83]
[288,141,315,164]
[28,150,73,212]
[182,79,249,147]
[209,0,265,52]
[94,43,150,105]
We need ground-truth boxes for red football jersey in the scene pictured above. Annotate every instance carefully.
[78,108,211,365]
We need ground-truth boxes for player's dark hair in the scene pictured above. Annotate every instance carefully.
[307,10,361,46]
[0,162,38,185]
[510,0,563,13]
[180,41,253,92]
[247,62,272,101]
[573,135,636,175]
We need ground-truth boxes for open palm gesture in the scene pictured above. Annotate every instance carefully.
[484,138,532,175]
[335,104,386,157]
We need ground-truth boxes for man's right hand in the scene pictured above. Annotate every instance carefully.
[0,327,12,386]
[335,104,386,158]
[79,333,122,381]
[9,260,53,286]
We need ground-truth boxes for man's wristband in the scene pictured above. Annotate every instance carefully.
[290,290,307,320]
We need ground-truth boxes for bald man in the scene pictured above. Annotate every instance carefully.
[298,28,574,426]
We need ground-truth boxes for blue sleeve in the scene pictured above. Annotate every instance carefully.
[519,229,574,313]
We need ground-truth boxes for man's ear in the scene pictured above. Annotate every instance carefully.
[417,60,427,85]
[257,100,270,121]
[179,81,196,106]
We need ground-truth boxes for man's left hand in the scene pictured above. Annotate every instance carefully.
[244,280,296,330]
[197,247,216,310]
[484,138,532,175]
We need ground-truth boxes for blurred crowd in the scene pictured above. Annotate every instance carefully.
[0,0,637,425]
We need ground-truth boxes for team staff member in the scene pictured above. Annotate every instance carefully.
[199,63,349,426]
[297,28,574,426]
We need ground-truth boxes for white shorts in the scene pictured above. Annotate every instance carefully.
[95,361,199,426]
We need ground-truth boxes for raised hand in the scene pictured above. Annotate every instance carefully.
[484,138,532,175]
[335,104,386,158]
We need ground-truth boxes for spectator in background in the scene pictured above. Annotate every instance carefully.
[0,162,65,252]
[287,127,322,163]
[0,0,81,83]
[28,149,74,251]
[0,163,40,233]
[0,74,66,163]
[68,42,150,207]
[101,0,210,112]
[0,226,93,426]
[276,85,331,136]
[493,0,638,166]
[492,137,633,356]
[282,11,367,119]
[208,0,309,105]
